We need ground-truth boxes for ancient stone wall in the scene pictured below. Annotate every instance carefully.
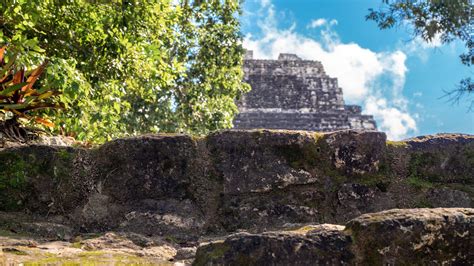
[0,131,473,264]
[234,52,377,131]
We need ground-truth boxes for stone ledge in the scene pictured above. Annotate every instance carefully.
[0,130,472,241]
[194,208,473,265]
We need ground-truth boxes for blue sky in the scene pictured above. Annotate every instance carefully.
[240,0,474,140]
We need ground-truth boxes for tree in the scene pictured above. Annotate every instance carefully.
[0,0,249,142]
[366,0,473,110]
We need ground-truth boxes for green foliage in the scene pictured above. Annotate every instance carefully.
[408,152,441,182]
[407,176,434,189]
[0,152,27,190]
[0,152,28,210]
[0,148,76,211]
[367,0,473,110]
[0,0,249,142]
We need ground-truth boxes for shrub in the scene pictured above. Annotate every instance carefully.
[0,45,61,140]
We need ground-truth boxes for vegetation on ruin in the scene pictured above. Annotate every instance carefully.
[386,140,408,148]
[0,147,76,211]
[0,0,249,143]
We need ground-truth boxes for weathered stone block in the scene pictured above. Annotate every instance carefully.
[194,208,473,265]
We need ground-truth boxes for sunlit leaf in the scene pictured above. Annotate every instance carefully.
[34,117,54,128]
[21,61,48,93]
[0,46,6,63]
[0,53,18,79]
[37,91,54,100]
[0,103,29,110]
[0,82,29,96]
[11,68,24,85]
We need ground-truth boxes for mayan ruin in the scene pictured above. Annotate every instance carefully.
[233,51,377,131]
[1,1,472,264]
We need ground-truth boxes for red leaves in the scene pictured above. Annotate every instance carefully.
[0,46,5,63]
[0,45,61,128]
[21,61,48,94]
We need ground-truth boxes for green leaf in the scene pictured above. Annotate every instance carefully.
[0,103,29,110]
[0,82,29,96]
[0,53,18,77]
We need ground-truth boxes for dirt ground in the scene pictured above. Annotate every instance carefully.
[0,232,189,265]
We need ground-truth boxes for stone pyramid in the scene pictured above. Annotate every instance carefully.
[233,51,377,131]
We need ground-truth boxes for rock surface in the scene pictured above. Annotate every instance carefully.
[0,232,178,265]
[194,208,473,265]
[347,208,473,264]
[0,130,473,237]
[0,130,472,263]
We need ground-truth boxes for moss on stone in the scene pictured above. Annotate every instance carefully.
[0,147,77,211]
[194,241,230,266]
[19,250,158,265]
[0,229,32,238]
[357,175,390,191]
[52,150,75,181]
[414,198,434,208]
[208,243,230,260]
[235,253,257,265]
[358,164,392,191]
[164,235,178,243]
[275,134,330,172]
[70,242,82,249]
[190,134,205,142]
[407,153,441,183]
[276,133,394,192]
[465,148,474,161]
[386,140,408,148]
[0,152,28,188]
[2,248,28,256]
[0,152,30,210]
[56,149,73,161]
[406,176,434,189]
[291,225,317,234]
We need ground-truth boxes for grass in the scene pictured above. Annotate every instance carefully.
[406,176,434,189]
[70,242,82,249]
[2,247,28,255]
[386,140,408,148]
[19,250,164,266]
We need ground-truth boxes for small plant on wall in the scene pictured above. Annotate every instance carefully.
[0,45,62,142]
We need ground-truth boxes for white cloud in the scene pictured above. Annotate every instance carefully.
[309,18,327,28]
[401,32,451,63]
[258,0,271,8]
[243,0,418,140]
[308,18,338,29]
[364,97,417,140]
